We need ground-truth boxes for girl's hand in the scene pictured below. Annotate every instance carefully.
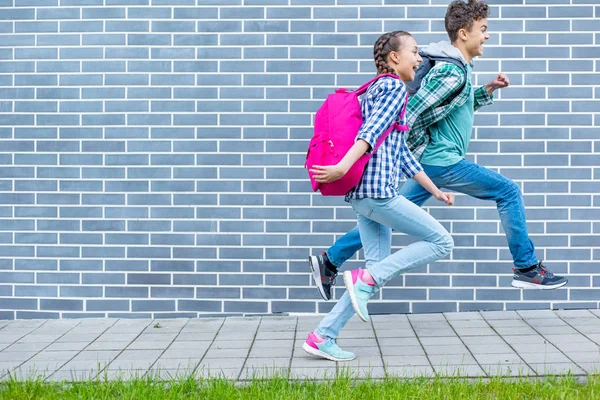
[310,165,347,183]
[435,191,455,206]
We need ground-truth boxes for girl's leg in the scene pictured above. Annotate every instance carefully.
[314,220,391,339]
[345,196,453,319]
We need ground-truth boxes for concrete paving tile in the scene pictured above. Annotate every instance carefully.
[255,331,294,340]
[168,340,212,350]
[555,310,594,318]
[561,352,600,363]
[199,358,245,370]
[30,350,78,362]
[454,327,497,336]
[373,328,414,338]
[459,335,506,345]
[519,352,572,364]
[530,363,586,375]
[291,357,336,368]
[409,314,447,322]
[481,364,536,377]
[101,369,149,381]
[127,341,172,350]
[73,350,120,361]
[501,335,545,344]
[4,342,48,352]
[47,370,98,382]
[428,354,477,366]
[253,339,293,348]
[60,360,111,371]
[45,342,90,352]
[95,333,139,343]
[108,359,157,370]
[204,348,250,359]
[466,344,515,354]
[382,355,430,367]
[473,353,523,365]
[161,348,208,359]
[0,351,37,362]
[146,368,196,380]
[432,364,486,377]
[423,344,471,355]
[116,349,162,360]
[153,359,199,370]
[385,365,435,378]
[378,345,425,356]
[577,362,600,374]
[543,334,592,344]
[481,311,521,320]
[553,342,600,353]
[85,341,131,351]
[244,358,290,369]
[240,367,289,380]
[534,326,579,335]
[211,340,253,349]
[420,336,462,346]
[510,343,560,353]
[195,366,241,379]
[289,367,337,380]
[248,346,292,359]
[377,337,420,346]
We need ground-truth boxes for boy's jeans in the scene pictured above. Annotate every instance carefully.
[326,159,538,270]
[315,195,453,340]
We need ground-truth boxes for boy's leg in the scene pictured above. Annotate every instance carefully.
[441,159,566,288]
[309,226,362,300]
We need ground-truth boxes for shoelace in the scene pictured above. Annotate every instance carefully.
[537,262,554,278]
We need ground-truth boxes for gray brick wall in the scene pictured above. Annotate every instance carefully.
[0,1,598,319]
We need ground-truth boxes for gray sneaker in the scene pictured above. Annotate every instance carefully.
[511,262,567,290]
[308,253,337,301]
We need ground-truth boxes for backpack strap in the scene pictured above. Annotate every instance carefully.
[355,73,399,96]
[373,93,410,152]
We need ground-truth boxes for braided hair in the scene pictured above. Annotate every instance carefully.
[373,31,412,76]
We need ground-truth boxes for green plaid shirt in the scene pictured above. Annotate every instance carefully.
[405,62,494,160]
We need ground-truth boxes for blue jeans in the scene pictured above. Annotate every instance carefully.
[316,195,453,340]
[326,159,538,270]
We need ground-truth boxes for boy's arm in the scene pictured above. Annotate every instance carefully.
[476,73,510,111]
[474,85,493,111]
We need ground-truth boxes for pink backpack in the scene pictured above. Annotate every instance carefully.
[305,74,409,196]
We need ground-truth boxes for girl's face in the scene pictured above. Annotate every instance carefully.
[387,36,422,82]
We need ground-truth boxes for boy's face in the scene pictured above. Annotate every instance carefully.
[464,18,490,58]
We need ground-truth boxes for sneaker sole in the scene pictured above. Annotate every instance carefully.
[343,271,368,323]
[511,279,568,290]
[302,342,355,362]
[309,256,329,301]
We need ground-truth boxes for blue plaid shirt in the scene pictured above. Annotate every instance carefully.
[346,77,423,200]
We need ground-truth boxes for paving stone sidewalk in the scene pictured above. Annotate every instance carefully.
[1,309,600,382]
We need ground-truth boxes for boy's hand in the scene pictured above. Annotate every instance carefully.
[310,164,347,183]
[486,73,510,94]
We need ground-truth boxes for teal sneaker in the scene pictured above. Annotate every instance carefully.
[302,332,355,362]
[343,269,374,322]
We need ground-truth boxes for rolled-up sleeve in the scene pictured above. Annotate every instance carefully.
[400,137,423,179]
[356,79,406,153]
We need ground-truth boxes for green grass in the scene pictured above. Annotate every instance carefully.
[1,374,599,400]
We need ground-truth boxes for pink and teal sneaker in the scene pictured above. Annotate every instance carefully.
[343,269,374,322]
[302,332,355,362]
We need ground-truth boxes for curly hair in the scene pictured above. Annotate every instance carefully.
[373,31,412,76]
[445,0,490,43]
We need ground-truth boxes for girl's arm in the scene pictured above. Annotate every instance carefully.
[310,139,370,183]
[411,171,454,206]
